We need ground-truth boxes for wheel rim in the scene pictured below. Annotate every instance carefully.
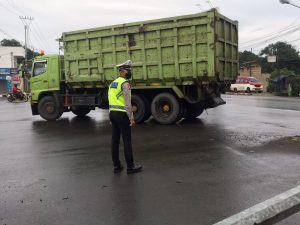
[155,100,173,118]
[44,102,55,114]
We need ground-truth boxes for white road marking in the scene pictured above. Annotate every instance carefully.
[225,146,245,156]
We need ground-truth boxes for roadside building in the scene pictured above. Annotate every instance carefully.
[239,61,270,92]
[0,47,25,94]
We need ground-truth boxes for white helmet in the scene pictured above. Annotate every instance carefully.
[116,60,132,69]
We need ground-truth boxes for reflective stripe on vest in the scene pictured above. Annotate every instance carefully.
[108,77,128,112]
[109,105,127,110]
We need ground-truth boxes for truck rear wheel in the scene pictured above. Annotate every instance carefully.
[71,106,91,117]
[151,93,181,125]
[38,96,63,121]
[183,103,204,119]
[132,94,151,123]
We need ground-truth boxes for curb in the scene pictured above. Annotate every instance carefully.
[225,92,253,96]
[213,185,300,225]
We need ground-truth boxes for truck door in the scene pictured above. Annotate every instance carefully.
[30,59,48,92]
[48,57,60,90]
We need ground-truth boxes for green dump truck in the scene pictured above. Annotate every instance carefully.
[30,9,238,125]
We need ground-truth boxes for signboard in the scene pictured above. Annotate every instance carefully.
[0,75,8,80]
[0,68,11,75]
[11,68,19,74]
[267,55,277,63]
[0,68,19,75]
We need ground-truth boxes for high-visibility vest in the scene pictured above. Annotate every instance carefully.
[108,77,130,112]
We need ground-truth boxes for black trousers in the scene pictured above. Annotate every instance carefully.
[109,111,134,168]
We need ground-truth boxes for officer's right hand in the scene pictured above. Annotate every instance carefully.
[130,119,135,127]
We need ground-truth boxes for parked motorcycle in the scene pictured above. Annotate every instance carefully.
[7,93,29,102]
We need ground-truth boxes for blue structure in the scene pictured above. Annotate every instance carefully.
[0,68,16,94]
[7,80,12,93]
[271,75,296,95]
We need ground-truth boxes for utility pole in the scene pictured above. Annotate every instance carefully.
[250,48,253,77]
[19,16,33,92]
[10,52,14,68]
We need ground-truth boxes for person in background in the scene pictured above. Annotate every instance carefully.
[12,84,22,99]
[108,60,142,174]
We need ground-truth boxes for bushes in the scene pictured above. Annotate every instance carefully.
[267,83,276,93]
[290,77,300,96]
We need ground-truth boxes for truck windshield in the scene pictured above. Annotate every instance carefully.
[33,60,47,77]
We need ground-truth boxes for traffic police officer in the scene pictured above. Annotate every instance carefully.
[108,60,142,174]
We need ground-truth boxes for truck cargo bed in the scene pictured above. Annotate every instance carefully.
[62,9,238,87]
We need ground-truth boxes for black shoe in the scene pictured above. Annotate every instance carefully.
[114,165,124,173]
[127,165,143,174]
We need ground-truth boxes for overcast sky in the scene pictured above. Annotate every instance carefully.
[1,0,300,54]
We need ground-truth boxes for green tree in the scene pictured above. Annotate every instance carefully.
[259,41,300,74]
[0,39,22,47]
[239,50,259,66]
[270,68,295,79]
[290,77,300,96]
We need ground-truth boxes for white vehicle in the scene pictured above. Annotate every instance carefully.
[230,76,263,93]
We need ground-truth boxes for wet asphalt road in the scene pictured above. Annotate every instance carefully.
[0,95,299,225]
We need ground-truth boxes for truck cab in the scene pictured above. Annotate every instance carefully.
[30,55,62,116]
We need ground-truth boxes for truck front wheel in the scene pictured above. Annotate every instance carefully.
[38,96,63,121]
[151,93,181,125]
[71,106,91,117]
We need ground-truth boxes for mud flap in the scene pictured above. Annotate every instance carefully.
[205,89,226,109]
[31,104,39,115]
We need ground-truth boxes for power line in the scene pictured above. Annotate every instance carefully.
[0,28,25,46]
[240,24,300,50]
[28,26,48,50]
[240,23,300,48]
[240,16,300,46]
[5,0,25,15]
[0,27,38,50]
[239,16,300,52]
[2,0,53,52]
[0,1,20,16]
[31,22,52,51]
